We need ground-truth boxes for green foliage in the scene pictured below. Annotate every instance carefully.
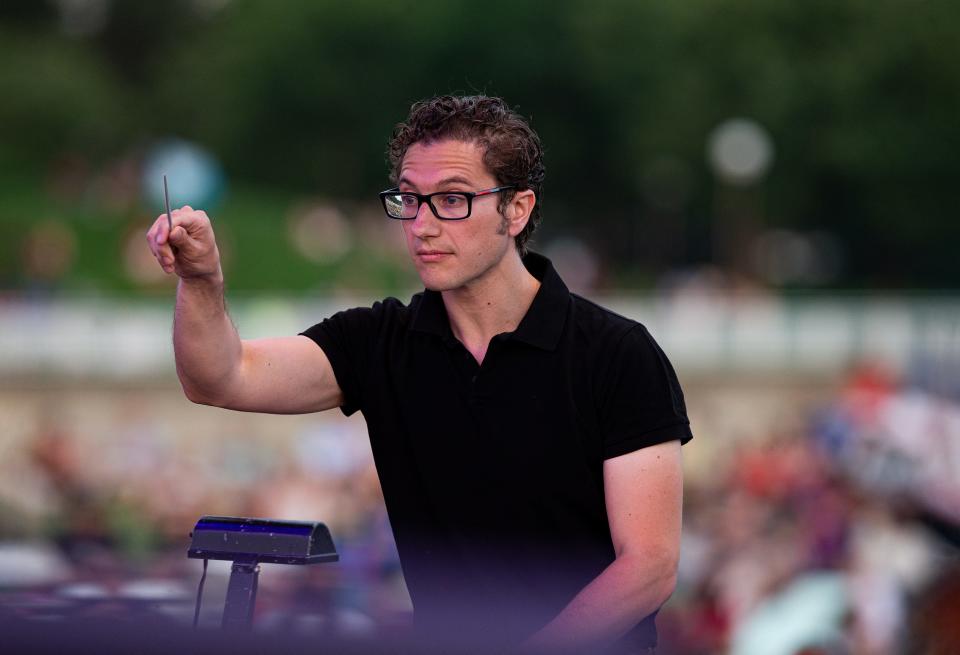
[1,0,959,289]
[0,30,133,171]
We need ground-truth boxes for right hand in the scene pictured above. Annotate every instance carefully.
[145,205,222,280]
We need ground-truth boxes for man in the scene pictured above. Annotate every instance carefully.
[146,95,692,654]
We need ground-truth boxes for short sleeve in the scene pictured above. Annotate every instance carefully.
[300,304,385,416]
[598,325,693,459]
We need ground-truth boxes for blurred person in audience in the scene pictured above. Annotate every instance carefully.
[910,563,960,655]
[666,362,956,655]
[28,415,111,561]
[146,95,693,654]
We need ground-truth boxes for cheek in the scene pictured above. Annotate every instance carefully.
[400,223,415,244]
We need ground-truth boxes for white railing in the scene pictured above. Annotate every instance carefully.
[2,294,959,380]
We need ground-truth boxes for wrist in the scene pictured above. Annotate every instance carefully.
[179,267,224,289]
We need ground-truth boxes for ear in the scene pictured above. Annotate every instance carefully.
[505,189,536,238]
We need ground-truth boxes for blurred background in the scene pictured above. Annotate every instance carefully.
[1,1,959,653]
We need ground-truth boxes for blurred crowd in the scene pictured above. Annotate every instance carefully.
[0,396,411,637]
[1,362,959,654]
[660,363,960,655]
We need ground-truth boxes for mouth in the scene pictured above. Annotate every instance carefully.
[415,250,451,263]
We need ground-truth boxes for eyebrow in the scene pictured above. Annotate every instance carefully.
[398,175,475,191]
[436,176,474,188]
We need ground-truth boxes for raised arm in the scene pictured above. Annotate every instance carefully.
[146,206,343,414]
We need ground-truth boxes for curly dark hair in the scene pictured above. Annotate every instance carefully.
[388,95,545,256]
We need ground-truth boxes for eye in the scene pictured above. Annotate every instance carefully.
[440,194,467,207]
[400,194,419,206]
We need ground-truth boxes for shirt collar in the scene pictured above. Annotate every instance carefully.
[409,251,570,351]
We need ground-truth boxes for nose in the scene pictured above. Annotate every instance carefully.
[409,200,441,239]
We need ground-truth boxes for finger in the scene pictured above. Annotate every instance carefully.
[147,234,172,272]
[146,216,166,254]
[168,225,189,245]
[162,254,176,274]
[152,213,172,246]
[170,208,207,232]
[149,215,176,261]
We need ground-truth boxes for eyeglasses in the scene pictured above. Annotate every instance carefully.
[379,186,514,220]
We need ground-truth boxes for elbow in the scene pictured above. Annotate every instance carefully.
[181,381,214,406]
[653,547,680,606]
[657,563,679,607]
[178,372,224,408]
[624,549,679,611]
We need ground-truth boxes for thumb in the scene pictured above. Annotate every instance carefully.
[169,225,189,244]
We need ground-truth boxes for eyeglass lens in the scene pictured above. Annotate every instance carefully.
[384,193,471,219]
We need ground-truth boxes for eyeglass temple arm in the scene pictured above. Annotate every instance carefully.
[472,185,514,197]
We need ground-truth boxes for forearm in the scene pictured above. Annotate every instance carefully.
[519,554,676,654]
[173,272,243,403]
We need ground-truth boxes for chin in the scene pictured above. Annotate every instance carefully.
[410,260,448,290]
[419,274,456,292]
[417,265,472,292]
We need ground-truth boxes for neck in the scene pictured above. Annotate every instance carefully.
[441,250,540,364]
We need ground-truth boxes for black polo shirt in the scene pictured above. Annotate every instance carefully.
[301,252,692,652]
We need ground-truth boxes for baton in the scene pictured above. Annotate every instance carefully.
[163,174,173,235]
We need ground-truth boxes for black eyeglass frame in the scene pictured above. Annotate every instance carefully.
[378,186,515,221]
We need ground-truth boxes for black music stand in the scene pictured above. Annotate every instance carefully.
[187,515,338,630]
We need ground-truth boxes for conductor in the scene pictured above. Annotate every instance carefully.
[146,95,693,654]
